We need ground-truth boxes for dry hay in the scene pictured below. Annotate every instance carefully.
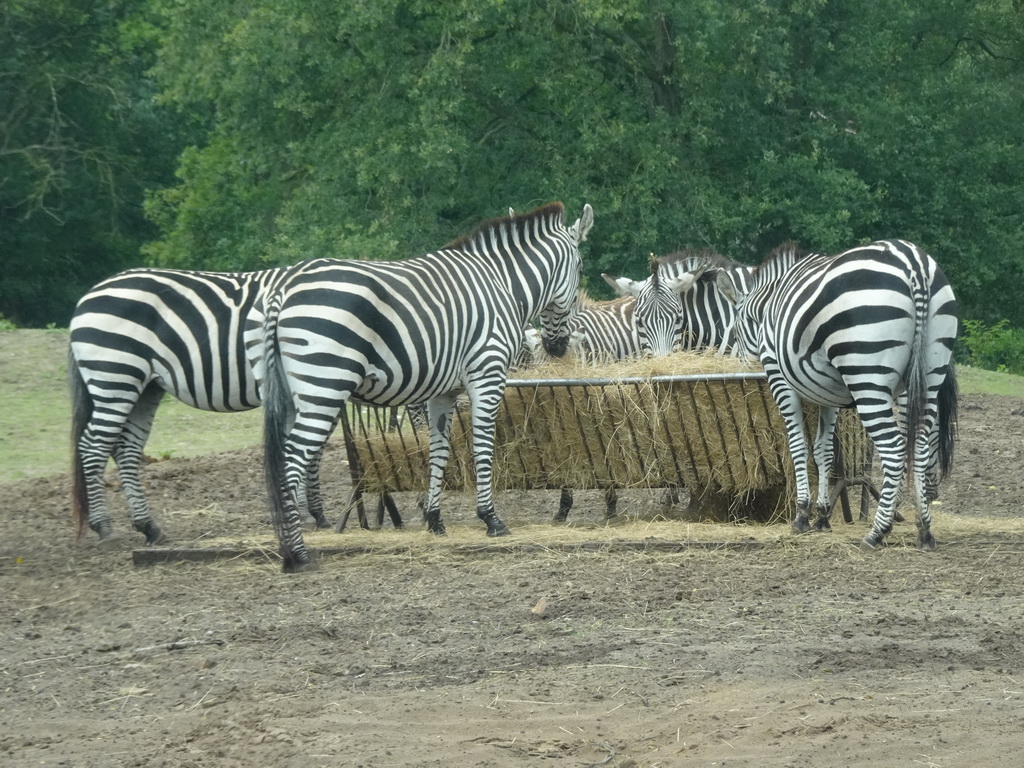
[341,350,873,523]
[135,510,1024,568]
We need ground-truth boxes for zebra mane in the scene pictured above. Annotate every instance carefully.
[576,289,633,311]
[656,249,737,284]
[657,249,736,272]
[443,202,566,251]
[753,241,809,280]
[650,255,661,289]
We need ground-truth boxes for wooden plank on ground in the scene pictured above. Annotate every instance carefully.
[132,539,766,567]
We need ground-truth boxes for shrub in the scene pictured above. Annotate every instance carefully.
[956,319,1024,375]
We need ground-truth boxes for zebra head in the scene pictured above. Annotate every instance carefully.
[604,256,709,357]
[537,203,594,357]
[715,269,760,361]
[717,242,807,361]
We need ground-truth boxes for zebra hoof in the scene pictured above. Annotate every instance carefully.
[92,520,115,541]
[428,522,447,536]
[487,519,510,537]
[859,536,882,553]
[138,521,166,546]
[791,518,812,535]
[917,532,937,551]
[813,517,832,532]
[282,550,317,574]
[313,515,332,530]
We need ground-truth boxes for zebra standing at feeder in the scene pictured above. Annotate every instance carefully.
[607,249,765,357]
[551,263,708,521]
[68,268,347,544]
[717,239,959,551]
[249,202,593,571]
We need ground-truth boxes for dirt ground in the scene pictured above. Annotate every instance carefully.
[3,391,1023,767]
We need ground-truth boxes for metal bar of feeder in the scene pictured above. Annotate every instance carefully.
[506,372,769,388]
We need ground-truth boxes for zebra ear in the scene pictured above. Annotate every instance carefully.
[716,270,741,305]
[665,272,700,296]
[569,203,595,245]
[603,273,642,297]
[508,207,516,217]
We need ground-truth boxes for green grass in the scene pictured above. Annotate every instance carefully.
[955,364,1024,398]
[0,329,262,483]
[2,328,1022,483]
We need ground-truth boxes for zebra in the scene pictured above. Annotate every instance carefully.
[68,268,337,544]
[606,249,754,357]
[716,239,959,551]
[568,294,639,364]
[551,263,706,522]
[249,201,593,571]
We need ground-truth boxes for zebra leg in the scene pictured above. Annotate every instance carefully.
[264,395,342,572]
[554,488,573,523]
[910,404,943,551]
[112,386,166,545]
[811,406,840,532]
[856,399,905,552]
[304,447,332,529]
[912,429,937,551]
[77,412,136,541]
[423,394,459,536]
[78,428,118,540]
[765,372,814,535]
[466,381,510,537]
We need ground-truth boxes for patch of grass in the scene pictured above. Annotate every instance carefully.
[956,365,1024,398]
[1,328,1022,483]
[0,329,262,483]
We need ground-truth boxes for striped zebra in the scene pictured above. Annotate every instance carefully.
[249,202,593,571]
[717,240,959,550]
[607,250,755,356]
[568,294,639,364]
[551,265,705,522]
[68,268,335,544]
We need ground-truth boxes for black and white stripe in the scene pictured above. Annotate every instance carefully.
[718,239,959,550]
[605,252,746,355]
[603,252,715,355]
[69,268,337,543]
[568,294,640,364]
[251,202,593,571]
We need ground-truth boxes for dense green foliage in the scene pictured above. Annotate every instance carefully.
[957,319,1024,375]
[3,0,1024,357]
[0,0,192,326]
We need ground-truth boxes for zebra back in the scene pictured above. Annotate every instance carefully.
[715,242,806,358]
[70,267,286,411]
[569,293,639,364]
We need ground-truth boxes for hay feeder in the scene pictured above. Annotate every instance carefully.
[337,369,876,529]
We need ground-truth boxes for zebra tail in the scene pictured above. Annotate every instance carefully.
[903,290,930,477]
[260,297,292,544]
[935,363,959,480]
[68,350,91,540]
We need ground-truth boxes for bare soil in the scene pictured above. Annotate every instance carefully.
[3,391,1023,767]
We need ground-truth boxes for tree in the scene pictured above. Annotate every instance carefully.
[0,0,188,327]
[9,0,1019,329]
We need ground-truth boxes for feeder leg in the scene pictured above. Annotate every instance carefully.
[553,488,573,524]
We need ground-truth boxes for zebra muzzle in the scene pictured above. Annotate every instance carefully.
[542,334,570,358]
